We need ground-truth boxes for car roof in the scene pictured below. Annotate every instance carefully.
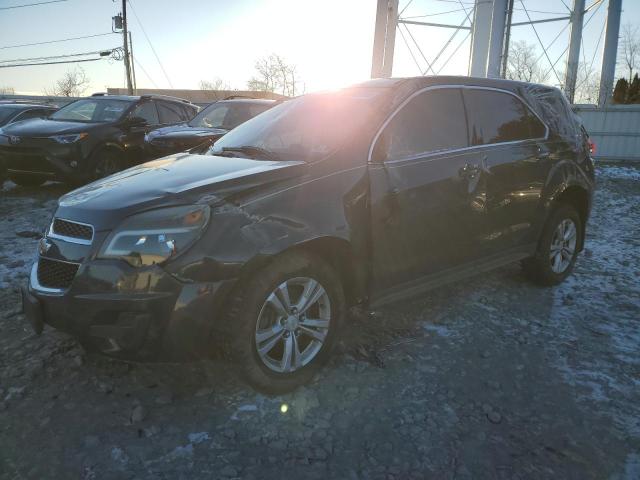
[0,102,56,110]
[351,75,556,92]
[87,94,196,105]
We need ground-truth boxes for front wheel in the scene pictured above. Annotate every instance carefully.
[224,252,345,394]
[90,149,125,180]
[522,204,582,286]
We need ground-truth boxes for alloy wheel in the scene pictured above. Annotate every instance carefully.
[254,276,331,373]
[549,218,577,274]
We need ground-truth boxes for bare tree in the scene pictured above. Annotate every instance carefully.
[0,86,15,95]
[44,67,90,97]
[505,40,549,84]
[247,54,302,96]
[620,23,640,84]
[199,77,231,91]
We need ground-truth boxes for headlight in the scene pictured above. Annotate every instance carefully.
[50,133,88,144]
[98,205,210,267]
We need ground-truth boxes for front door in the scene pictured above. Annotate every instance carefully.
[123,99,160,162]
[369,87,488,296]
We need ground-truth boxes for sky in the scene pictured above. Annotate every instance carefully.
[0,0,638,96]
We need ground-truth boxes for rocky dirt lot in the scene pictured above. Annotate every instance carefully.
[0,163,639,480]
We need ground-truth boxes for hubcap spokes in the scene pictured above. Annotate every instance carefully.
[550,218,577,273]
[255,277,331,373]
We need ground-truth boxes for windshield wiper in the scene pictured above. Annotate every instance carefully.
[220,146,279,161]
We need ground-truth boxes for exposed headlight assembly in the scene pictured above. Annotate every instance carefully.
[98,205,210,267]
[50,133,88,144]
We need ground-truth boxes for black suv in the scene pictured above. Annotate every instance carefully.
[145,98,275,157]
[0,94,198,186]
[22,77,595,393]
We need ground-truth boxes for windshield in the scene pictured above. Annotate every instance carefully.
[189,102,271,129]
[50,99,133,123]
[0,106,20,124]
[208,90,385,162]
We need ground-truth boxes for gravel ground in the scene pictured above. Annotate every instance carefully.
[0,163,639,480]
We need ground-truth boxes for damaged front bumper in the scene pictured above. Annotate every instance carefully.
[24,258,236,359]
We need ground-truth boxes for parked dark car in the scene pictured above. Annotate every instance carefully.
[145,98,275,156]
[0,102,58,186]
[0,94,198,186]
[22,76,595,393]
[0,102,58,127]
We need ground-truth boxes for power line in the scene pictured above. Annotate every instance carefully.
[0,0,67,10]
[0,58,102,68]
[0,33,116,51]
[0,49,117,64]
[132,57,159,88]
[126,0,173,88]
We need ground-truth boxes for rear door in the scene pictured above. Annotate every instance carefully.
[461,87,550,254]
[369,87,489,295]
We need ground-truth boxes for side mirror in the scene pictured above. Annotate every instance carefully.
[125,116,148,127]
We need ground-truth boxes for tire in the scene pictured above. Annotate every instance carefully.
[8,173,47,187]
[522,204,582,286]
[224,251,345,394]
[89,148,125,180]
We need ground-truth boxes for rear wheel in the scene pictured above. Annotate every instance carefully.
[7,173,47,187]
[522,204,582,285]
[224,252,345,394]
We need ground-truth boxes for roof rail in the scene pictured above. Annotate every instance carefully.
[140,94,194,104]
[91,92,108,96]
[222,95,258,100]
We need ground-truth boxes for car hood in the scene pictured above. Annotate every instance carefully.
[147,123,227,141]
[56,153,307,230]
[1,118,102,137]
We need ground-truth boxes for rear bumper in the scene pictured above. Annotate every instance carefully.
[26,260,236,359]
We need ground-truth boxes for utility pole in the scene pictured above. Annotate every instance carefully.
[564,0,586,103]
[122,0,133,95]
[129,31,137,93]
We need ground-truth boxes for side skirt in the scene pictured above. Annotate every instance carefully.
[370,244,536,309]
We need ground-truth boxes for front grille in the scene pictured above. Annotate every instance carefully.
[52,218,93,242]
[37,257,79,289]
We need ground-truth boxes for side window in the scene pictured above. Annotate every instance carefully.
[375,88,468,162]
[130,100,159,124]
[181,104,198,121]
[157,101,185,124]
[203,105,229,128]
[463,89,546,145]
